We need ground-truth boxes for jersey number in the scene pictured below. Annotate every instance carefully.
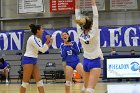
[67,50,72,55]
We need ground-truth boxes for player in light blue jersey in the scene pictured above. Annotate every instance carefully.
[20,24,53,93]
[60,32,83,93]
[74,0,103,93]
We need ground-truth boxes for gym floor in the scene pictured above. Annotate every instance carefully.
[0,80,140,93]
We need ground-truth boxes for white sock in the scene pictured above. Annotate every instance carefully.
[86,88,94,93]
[6,79,8,82]
[81,86,86,92]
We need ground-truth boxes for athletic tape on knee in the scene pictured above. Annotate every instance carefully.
[37,80,44,87]
[65,81,72,86]
[86,88,94,93]
[21,82,29,88]
[81,86,86,92]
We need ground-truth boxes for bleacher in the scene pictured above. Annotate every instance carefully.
[0,50,22,78]
[0,46,140,80]
[101,46,140,56]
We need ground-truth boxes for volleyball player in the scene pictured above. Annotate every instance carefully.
[60,32,83,93]
[20,24,53,93]
[74,0,103,93]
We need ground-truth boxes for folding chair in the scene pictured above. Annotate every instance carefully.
[43,62,56,82]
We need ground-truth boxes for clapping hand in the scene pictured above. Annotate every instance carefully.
[45,35,53,46]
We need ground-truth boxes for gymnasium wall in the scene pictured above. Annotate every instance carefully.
[0,0,140,79]
[0,0,140,30]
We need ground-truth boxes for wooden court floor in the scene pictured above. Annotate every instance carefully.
[0,81,140,93]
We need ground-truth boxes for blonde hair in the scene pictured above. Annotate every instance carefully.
[74,17,86,26]
[74,16,92,30]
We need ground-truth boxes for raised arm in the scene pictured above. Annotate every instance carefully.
[75,0,80,9]
[90,0,99,37]
[75,0,81,21]
[60,44,67,58]
[71,42,80,55]
[91,0,96,6]
[75,0,81,20]
[75,0,83,35]
[92,0,98,28]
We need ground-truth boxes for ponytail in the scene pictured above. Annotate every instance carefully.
[29,24,41,35]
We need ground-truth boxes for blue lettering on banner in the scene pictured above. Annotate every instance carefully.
[100,26,140,47]
[0,26,140,50]
[43,26,140,49]
[42,28,81,49]
[0,30,24,50]
[108,64,129,70]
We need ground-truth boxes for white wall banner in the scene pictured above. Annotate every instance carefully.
[110,0,138,10]
[18,0,44,13]
[107,58,140,78]
[80,0,105,11]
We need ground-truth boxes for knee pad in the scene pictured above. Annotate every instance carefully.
[65,81,72,86]
[86,88,94,93]
[21,82,29,88]
[81,86,86,92]
[37,80,44,87]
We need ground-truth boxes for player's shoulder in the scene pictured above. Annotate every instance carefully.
[71,41,77,44]
[60,42,64,45]
[60,43,64,48]
[28,35,35,41]
[28,35,34,39]
[71,41,76,43]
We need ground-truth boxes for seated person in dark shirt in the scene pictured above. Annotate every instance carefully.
[0,58,9,84]
[130,49,135,55]
[109,47,118,56]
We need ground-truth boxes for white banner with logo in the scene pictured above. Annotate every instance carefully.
[110,0,138,10]
[107,58,140,78]
[18,0,44,13]
[80,0,105,11]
